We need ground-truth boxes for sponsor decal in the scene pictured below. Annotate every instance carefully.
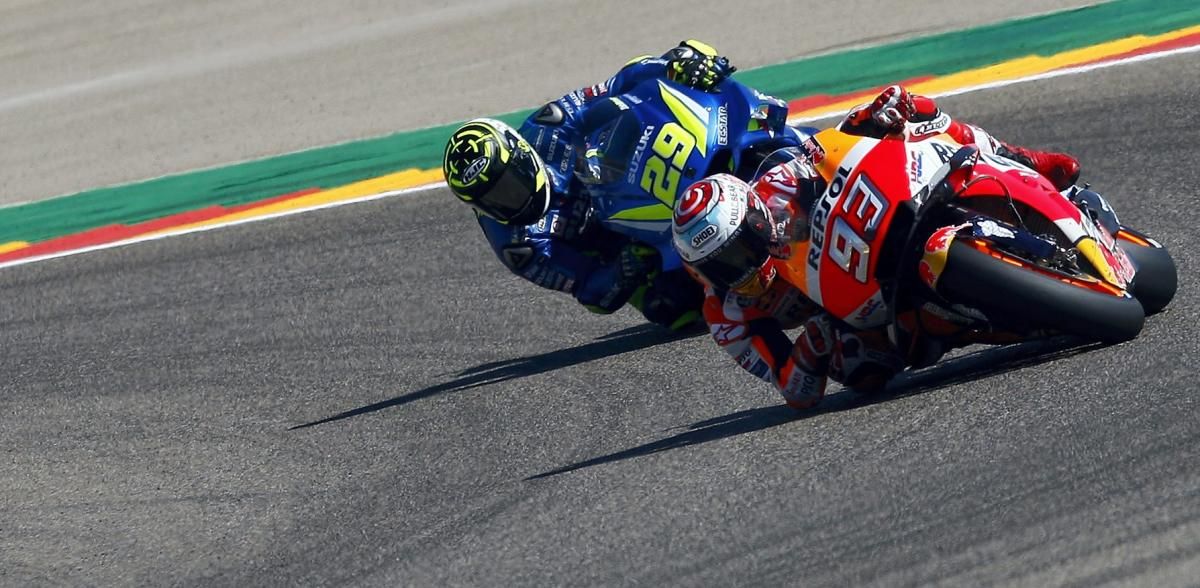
[908,151,924,183]
[610,97,630,111]
[581,82,608,100]
[975,219,1015,239]
[462,157,488,184]
[911,113,950,138]
[854,296,884,323]
[674,180,716,228]
[801,137,826,164]
[807,165,850,271]
[925,224,960,254]
[761,165,797,192]
[715,324,747,345]
[1076,237,1125,287]
[717,104,729,146]
[919,223,966,289]
[626,125,656,184]
[1081,217,1134,284]
[931,141,956,164]
[691,224,718,248]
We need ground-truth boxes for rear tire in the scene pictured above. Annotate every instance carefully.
[938,241,1145,343]
[1117,229,1177,315]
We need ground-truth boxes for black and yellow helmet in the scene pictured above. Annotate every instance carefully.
[443,118,552,225]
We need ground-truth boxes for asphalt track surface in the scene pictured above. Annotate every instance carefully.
[0,0,1099,205]
[2,49,1197,585]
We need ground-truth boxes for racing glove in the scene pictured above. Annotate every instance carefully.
[629,269,705,330]
[862,85,916,133]
[664,40,736,91]
[584,243,660,314]
[618,243,659,288]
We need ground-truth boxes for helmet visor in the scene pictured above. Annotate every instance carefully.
[691,220,771,289]
[477,146,546,223]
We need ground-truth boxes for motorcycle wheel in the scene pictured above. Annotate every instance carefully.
[938,239,1145,343]
[1115,227,1177,315]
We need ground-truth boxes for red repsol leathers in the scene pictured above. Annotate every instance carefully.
[700,88,1080,409]
[699,160,903,409]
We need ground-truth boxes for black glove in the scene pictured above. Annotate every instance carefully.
[587,244,660,314]
[664,40,736,91]
[617,243,659,289]
[635,269,706,330]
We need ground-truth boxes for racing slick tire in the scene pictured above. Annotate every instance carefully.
[1116,227,1177,316]
[938,240,1145,344]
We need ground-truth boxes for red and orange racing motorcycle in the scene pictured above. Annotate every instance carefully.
[773,127,1177,364]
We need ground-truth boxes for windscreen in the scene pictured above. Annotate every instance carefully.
[576,111,646,186]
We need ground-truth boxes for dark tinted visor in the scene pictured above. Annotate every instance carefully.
[477,146,541,222]
[692,216,772,289]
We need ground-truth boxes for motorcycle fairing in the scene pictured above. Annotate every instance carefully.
[780,129,919,328]
[786,127,1136,329]
[580,77,804,271]
[952,154,1135,289]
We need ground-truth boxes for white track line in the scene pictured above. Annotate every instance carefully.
[3,42,1196,271]
[0,184,439,269]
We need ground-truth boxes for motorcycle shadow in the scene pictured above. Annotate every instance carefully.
[289,323,706,430]
[526,336,1103,480]
[886,335,1104,396]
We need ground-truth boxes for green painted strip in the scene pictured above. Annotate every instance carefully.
[736,0,1200,99]
[1,0,1197,245]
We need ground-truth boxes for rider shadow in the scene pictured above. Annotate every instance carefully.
[290,323,706,430]
[525,335,1103,480]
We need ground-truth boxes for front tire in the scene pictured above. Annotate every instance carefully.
[1116,228,1177,315]
[937,241,1145,343]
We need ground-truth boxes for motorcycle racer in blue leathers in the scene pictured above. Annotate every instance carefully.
[443,41,736,329]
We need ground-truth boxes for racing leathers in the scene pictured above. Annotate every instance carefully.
[703,87,1081,408]
[475,48,731,328]
[699,159,905,409]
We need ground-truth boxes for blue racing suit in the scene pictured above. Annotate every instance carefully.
[476,55,704,325]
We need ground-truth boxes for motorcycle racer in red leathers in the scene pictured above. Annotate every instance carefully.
[670,85,1083,409]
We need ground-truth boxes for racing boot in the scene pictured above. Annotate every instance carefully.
[996,143,1081,191]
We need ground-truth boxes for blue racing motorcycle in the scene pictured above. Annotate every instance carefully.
[575,76,816,271]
